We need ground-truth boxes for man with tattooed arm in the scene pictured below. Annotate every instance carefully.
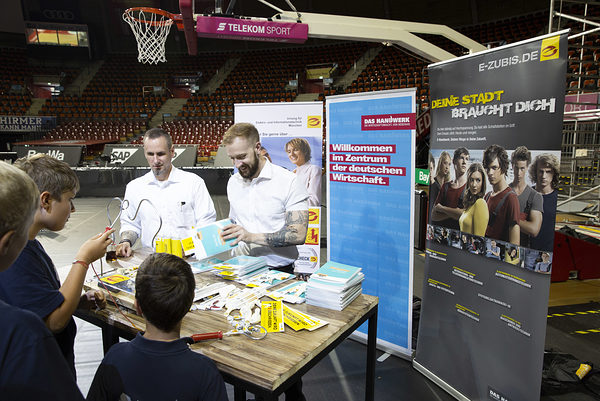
[221,122,309,276]
[221,123,308,401]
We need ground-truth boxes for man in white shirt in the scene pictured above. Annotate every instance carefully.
[116,128,216,256]
[221,122,308,401]
[221,123,309,272]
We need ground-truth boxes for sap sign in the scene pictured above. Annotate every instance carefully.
[103,145,198,167]
[109,148,137,164]
[14,145,83,166]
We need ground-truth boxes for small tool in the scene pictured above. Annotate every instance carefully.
[184,317,267,343]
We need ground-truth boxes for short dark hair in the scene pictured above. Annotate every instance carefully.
[483,144,509,175]
[135,253,195,332]
[143,128,173,149]
[511,146,531,165]
[453,147,469,164]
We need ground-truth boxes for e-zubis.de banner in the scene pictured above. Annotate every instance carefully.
[414,31,568,401]
[326,89,416,357]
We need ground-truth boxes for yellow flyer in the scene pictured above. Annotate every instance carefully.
[261,300,284,332]
[283,304,328,331]
[99,274,129,284]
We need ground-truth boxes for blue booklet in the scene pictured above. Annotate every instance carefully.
[309,261,362,286]
[190,257,226,273]
[192,219,237,259]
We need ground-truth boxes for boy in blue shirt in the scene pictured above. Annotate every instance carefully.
[0,154,114,376]
[0,161,84,400]
[87,253,228,401]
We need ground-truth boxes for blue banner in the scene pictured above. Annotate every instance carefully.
[326,90,416,355]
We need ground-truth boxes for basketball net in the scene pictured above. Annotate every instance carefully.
[123,8,173,64]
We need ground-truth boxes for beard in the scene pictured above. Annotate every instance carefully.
[238,152,260,179]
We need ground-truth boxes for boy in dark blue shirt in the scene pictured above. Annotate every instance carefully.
[87,253,228,401]
[0,154,114,375]
[0,161,84,400]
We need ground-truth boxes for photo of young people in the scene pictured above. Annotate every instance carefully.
[428,147,560,274]
[431,148,470,230]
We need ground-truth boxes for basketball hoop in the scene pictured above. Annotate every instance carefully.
[122,7,175,64]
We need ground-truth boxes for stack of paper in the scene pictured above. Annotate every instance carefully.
[212,255,268,281]
[306,261,364,311]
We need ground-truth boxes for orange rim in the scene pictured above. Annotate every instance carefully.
[123,7,179,26]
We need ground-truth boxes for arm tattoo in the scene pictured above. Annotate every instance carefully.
[265,210,309,247]
[120,230,139,244]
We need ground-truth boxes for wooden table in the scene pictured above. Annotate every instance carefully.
[77,253,379,401]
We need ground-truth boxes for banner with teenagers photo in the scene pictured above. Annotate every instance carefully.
[414,31,568,400]
[326,89,416,357]
[234,102,324,273]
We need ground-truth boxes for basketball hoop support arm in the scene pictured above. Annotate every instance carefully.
[274,11,486,62]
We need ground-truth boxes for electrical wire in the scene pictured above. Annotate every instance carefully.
[90,260,142,332]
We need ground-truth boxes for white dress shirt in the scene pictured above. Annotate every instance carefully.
[228,159,309,267]
[120,167,216,248]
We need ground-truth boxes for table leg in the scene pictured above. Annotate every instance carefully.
[101,324,120,355]
[234,386,246,401]
[365,306,378,401]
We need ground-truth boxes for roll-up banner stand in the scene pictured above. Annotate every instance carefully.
[326,89,416,357]
[103,144,198,167]
[234,102,324,273]
[414,31,568,400]
[14,144,84,167]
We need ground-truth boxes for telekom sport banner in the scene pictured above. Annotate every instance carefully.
[326,89,416,356]
[234,102,323,273]
[414,31,568,400]
[196,16,308,43]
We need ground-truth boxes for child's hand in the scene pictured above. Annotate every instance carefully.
[75,229,114,264]
[81,289,106,311]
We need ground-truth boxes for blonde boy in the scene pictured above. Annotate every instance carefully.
[0,154,113,375]
[0,161,84,399]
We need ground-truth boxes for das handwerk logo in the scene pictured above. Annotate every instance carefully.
[307,116,321,128]
[540,36,560,61]
[361,113,415,130]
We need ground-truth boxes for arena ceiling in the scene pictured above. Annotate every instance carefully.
[2,0,550,57]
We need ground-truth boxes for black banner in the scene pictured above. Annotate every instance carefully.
[415,32,568,400]
[0,116,56,132]
[14,145,83,167]
[102,144,198,167]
